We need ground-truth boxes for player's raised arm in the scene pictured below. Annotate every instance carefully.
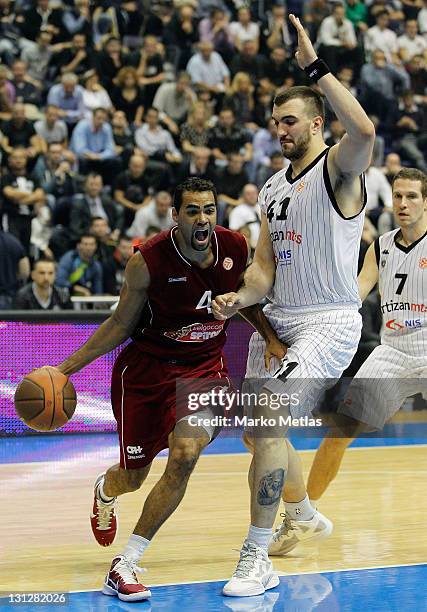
[357,241,379,302]
[57,252,150,375]
[289,14,375,178]
[212,213,275,320]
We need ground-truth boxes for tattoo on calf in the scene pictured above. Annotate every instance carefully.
[257,469,285,506]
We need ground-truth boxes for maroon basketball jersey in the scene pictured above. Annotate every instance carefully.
[131,226,248,360]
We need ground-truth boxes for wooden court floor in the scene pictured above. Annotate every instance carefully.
[1,445,426,593]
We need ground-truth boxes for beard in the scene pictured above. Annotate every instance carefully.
[281,130,311,161]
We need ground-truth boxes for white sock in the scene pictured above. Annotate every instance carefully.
[286,494,315,521]
[123,534,151,563]
[246,525,272,552]
[98,478,115,503]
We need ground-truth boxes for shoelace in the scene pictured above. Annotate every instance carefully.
[273,512,295,541]
[96,498,115,530]
[233,544,262,578]
[116,558,147,584]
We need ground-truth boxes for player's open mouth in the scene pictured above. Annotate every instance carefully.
[194,229,209,244]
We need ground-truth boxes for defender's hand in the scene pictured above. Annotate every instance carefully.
[212,293,242,320]
[289,13,317,69]
[264,337,288,370]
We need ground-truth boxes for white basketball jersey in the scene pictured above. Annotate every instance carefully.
[259,148,365,314]
[376,228,427,356]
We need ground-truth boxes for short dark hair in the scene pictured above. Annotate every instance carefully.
[78,233,97,243]
[273,86,325,122]
[173,177,217,212]
[392,168,427,198]
[90,216,107,224]
[33,257,55,270]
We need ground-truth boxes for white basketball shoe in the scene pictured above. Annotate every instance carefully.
[268,510,333,556]
[223,541,280,597]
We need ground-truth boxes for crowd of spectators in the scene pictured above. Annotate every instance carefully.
[0,0,426,309]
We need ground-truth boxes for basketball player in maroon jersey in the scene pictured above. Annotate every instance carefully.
[54,177,285,602]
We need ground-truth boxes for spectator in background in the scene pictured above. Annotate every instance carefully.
[0,229,30,309]
[102,234,133,295]
[223,72,256,129]
[111,110,134,166]
[303,0,331,40]
[16,0,62,45]
[419,0,427,33]
[62,0,92,42]
[50,32,92,79]
[47,73,85,129]
[111,66,145,127]
[365,161,393,222]
[186,40,230,98]
[256,151,286,187]
[153,72,196,136]
[10,60,41,108]
[134,35,165,107]
[228,183,261,253]
[89,215,116,279]
[316,3,360,75]
[34,105,68,146]
[229,39,269,87]
[33,142,77,205]
[176,146,218,183]
[407,55,427,105]
[134,107,183,165]
[325,117,345,146]
[208,107,252,164]
[229,7,260,51]
[180,102,211,155]
[14,258,72,310]
[359,49,410,122]
[81,70,113,120]
[199,8,234,64]
[1,103,45,163]
[390,90,427,173]
[336,65,357,96]
[260,3,292,54]
[113,154,153,229]
[128,190,174,239]
[345,0,368,35]
[364,10,399,62]
[263,46,299,91]
[70,107,118,182]
[381,152,403,185]
[69,172,123,241]
[21,28,53,85]
[216,151,250,221]
[0,65,15,121]
[251,118,281,178]
[95,37,129,92]
[56,233,103,296]
[164,3,199,71]
[1,148,46,253]
[397,19,427,62]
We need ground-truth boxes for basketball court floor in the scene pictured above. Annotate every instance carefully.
[1,428,426,611]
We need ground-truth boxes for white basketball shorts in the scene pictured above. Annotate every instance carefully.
[245,308,362,418]
[338,344,427,430]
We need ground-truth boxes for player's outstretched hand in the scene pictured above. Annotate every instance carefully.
[264,337,288,371]
[212,293,242,320]
[289,13,317,69]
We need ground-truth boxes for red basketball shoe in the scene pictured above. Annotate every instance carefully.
[90,473,118,547]
[102,556,151,601]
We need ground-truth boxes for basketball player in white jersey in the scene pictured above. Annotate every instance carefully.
[296,168,427,511]
[212,14,375,597]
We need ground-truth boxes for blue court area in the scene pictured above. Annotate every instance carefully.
[1,424,427,465]
[1,564,425,611]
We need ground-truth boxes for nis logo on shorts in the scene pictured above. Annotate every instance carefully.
[386,318,422,331]
[276,249,292,266]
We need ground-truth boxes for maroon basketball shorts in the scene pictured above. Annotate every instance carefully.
[111,342,230,469]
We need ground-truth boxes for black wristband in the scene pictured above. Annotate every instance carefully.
[304,58,330,83]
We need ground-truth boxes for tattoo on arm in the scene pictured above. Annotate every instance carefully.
[257,469,285,506]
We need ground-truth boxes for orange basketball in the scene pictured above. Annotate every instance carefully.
[14,366,77,431]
